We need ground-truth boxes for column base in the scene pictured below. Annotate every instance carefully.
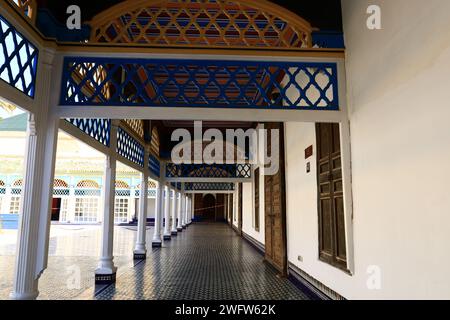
[152,241,162,247]
[95,272,116,285]
[171,231,178,236]
[182,225,187,229]
[177,227,183,232]
[133,252,146,259]
[9,290,39,300]
[163,235,171,240]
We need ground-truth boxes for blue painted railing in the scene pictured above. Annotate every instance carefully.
[61,57,339,110]
[117,127,145,167]
[0,14,38,97]
[166,163,251,179]
[149,154,160,177]
[185,182,235,191]
[66,118,111,147]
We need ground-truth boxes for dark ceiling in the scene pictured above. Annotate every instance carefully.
[36,0,343,31]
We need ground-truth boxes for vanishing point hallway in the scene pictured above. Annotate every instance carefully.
[89,223,314,300]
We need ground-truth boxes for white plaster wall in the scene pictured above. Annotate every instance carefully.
[232,189,239,228]
[285,122,358,297]
[241,166,265,245]
[342,0,450,299]
[146,198,156,219]
[285,0,450,299]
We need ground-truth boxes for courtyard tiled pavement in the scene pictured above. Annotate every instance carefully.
[0,223,312,300]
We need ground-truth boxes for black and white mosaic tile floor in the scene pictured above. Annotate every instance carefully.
[0,223,313,300]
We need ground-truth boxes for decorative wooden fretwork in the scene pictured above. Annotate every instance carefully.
[117,126,145,167]
[12,179,23,187]
[166,163,251,178]
[135,181,157,189]
[61,57,339,110]
[65,118,111,147]
[149,154,161,177]
[76,180,100,189]
[185,182,235,191]
[115,180,130,189]
[134,189,157,197]
[0,14,39,98]
[89,0,312,49]
[150,126,160,156]
[9,0,37,22]
[54,178,69,188]
[0,180,5,195]
[53,179,69,196]
[115,189,131,197]
[123,119,145,139]
[64,62,110,106]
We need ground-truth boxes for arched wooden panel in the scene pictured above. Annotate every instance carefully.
[76,180,100,189]
[89,0,312,49]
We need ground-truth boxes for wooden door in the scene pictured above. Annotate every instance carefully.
[316,123,347,270]
[254,167,260,231]
[264,123,287,275]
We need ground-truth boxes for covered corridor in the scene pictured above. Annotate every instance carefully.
[1,0,450,302]
[0,223,314,300]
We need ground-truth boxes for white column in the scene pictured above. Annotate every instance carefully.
[134,148,149,259]
[185,196,189,225]
[228,193,233,224]
[177,191,183,231]
[233,183,239,225]
[163,185,171,240]
[187,196,192,225]
[191,195,194,223]
[183,195,188,228]
[10,115,46,299]
[181,194,187,229]
[152,181,163,247]
[10,49,59,300]
[171,188,178,235]
[191,195,195,223]
[95,122,119,284]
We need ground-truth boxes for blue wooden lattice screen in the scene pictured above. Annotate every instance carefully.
[185,183,235,191]
[166,163,251,179]
[66,118,111,147]
[149,154,160,178]
[61,57,339,110]
[0,15,38,98]
[117,127,145,167]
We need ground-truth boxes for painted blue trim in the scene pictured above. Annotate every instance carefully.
[60,57,339,110]
[312,31,345,49]
[149,154,160,178]
[0,15,39,98]
[166,163,251,179]
[185,182,235,191]
[117,127,145,167]
[65,118,111,147]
